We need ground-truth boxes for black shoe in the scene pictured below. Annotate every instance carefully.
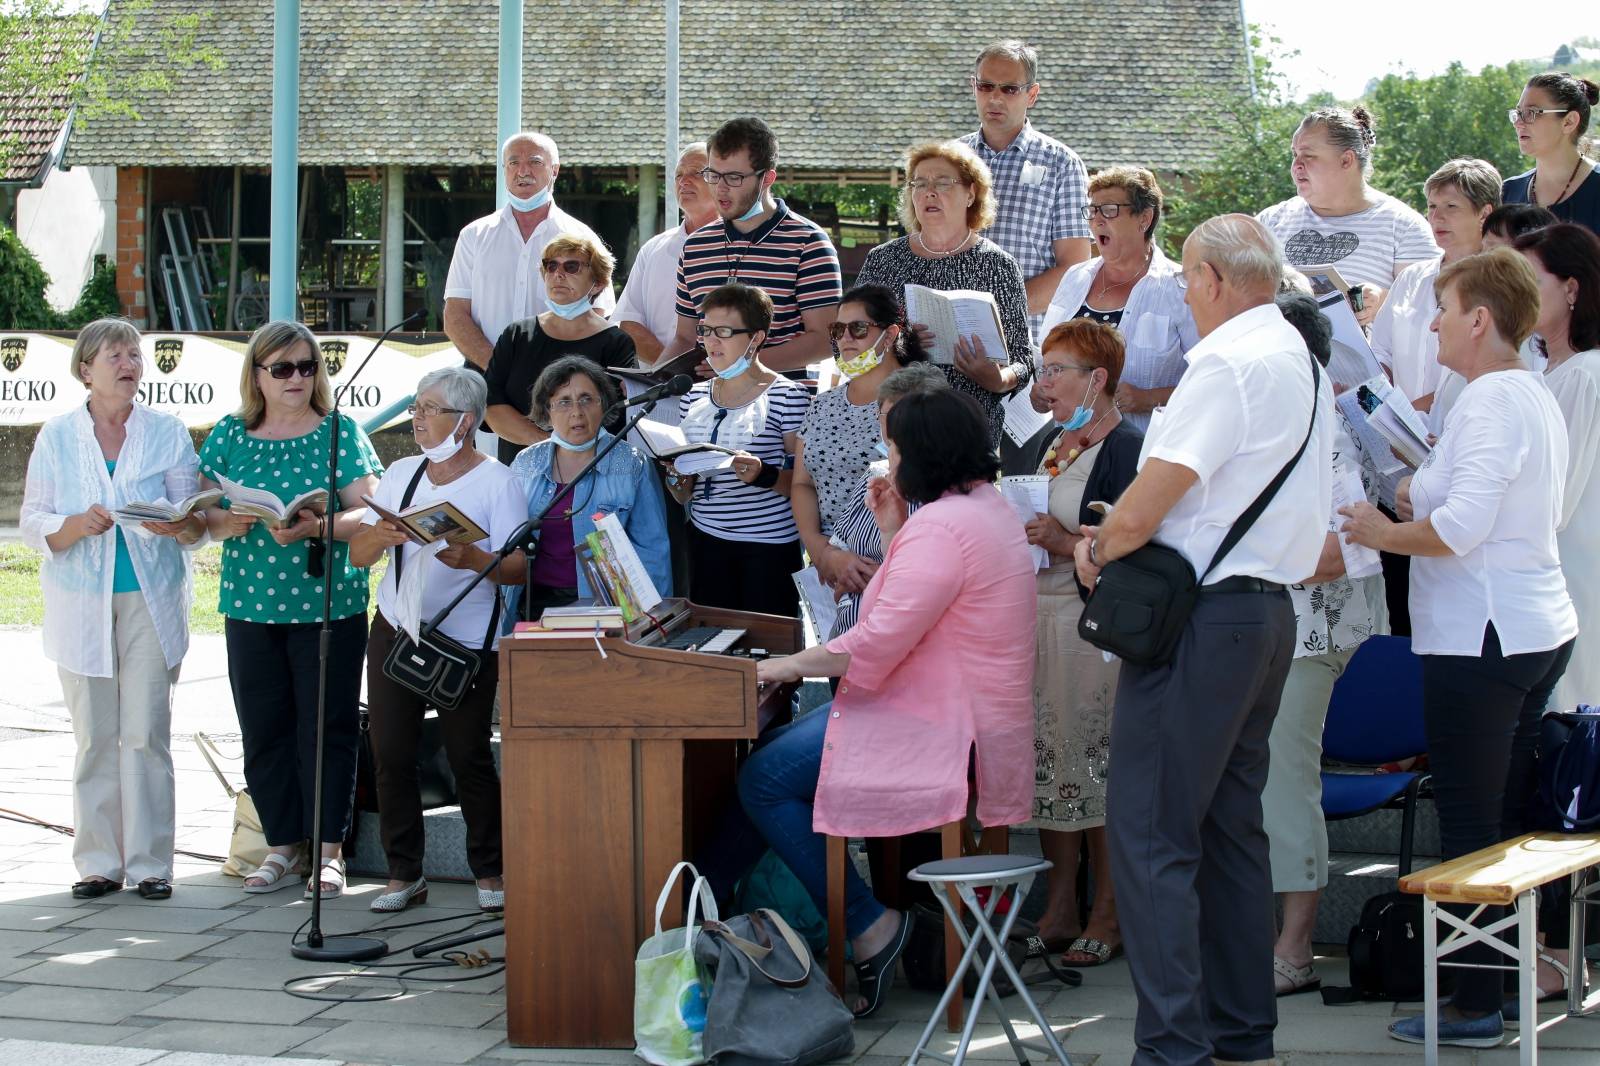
[851,909,913,1019]
[71,878,122,899]
[137,878,172,900]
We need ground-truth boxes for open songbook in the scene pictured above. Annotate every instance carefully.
[216,475,328,530]
[361,494,488,546]
[113,489,223,524]
[611,346,705,387]
[634,419,739,475]
[904,284,1009,365]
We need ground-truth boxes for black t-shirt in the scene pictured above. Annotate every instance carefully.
[1503,167,1600,236]
[482,318,637,464]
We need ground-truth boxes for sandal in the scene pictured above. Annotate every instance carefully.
[304,856,346,900]
[137,877,172,900]
[242,850,303,894]
[1063,936,1124,967]
[71,877,122,899]
[1273,955,1321,997]
[1504,951,1579,1028]
[851,909,912,1019]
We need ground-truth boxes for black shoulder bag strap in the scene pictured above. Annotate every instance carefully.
[1197,352,1322,583]
[389,461,501,651]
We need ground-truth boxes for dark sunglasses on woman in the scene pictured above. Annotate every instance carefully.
[257,359,319,380]
[828,320,887,341]
[541,258,587,275]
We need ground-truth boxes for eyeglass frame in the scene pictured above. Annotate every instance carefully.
[700,166,764,188]
[828,320,889,341]
[541,257,589,275]
[1037,363,1097,381]
[549,394,602,413]
[907,177,968,195]
[1080,202,1137,220]
[969,75,1036,97]
[255,358,320,380]
[1508,106,1571,125]
[695,324,759,339]
[407,402,466,418]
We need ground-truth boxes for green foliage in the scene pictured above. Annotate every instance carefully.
[0,225,59,329]
[1366,63,1535,211]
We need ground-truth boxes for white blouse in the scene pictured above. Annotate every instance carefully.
[1040,244,1199,433]
[1370,256,1443,403]
[21,403,204,677]
[1408,370,1578,657]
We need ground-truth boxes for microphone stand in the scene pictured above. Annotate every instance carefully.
[292,311,421,963]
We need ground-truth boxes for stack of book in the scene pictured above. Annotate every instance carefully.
[511,604,626,639]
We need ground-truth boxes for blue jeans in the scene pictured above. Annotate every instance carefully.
[737,703,886,939]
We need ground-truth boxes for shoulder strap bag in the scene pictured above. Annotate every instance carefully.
[380,462,501,711]
[1077,352,1321,668]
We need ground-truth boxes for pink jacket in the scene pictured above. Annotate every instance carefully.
[816,484,1037,837]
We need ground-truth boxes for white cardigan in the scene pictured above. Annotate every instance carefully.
[21,402,204,677]
[1039,243,1200,432]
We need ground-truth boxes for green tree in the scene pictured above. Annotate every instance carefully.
[1365,62,1534,211]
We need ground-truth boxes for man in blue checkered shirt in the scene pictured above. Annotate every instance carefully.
[960,40,1092,345]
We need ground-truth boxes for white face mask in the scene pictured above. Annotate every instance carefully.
[419,413,468,464]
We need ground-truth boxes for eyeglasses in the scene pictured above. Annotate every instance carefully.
[550,395,600,413]
[828,320,886,341]
[970,76,1034,97]
[541,258,588,275]
[407,403,465,418]
[1081,203,1135,220]
[695,324,758,339]
[701,167,760,188]
[1037,363,1096,381]
[1509,107,1570,125]
[256,358,319,380]
[907,178,966,195]
[1175,261,1217,292]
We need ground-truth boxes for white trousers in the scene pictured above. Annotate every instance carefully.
[57,591,180,883]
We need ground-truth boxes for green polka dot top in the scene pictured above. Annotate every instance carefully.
[199,413,384,624]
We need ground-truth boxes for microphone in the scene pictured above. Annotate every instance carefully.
[618,374,695,409]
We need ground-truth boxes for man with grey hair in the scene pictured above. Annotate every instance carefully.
[1074,214,1333,1066]
[443,131,616,372]
[614,141,719,368]
[959,40,1091,342]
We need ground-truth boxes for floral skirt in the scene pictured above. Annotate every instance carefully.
[1026,568,1118,832]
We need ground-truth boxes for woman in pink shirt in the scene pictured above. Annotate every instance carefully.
[752,388,1037,1017]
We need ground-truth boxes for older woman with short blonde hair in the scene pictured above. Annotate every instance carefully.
[855,139,1033,447]
[483,232,635,464]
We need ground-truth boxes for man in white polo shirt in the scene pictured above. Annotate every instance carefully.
[443,131,615,371]
[614,141,718,368]
[1075,214,1333,1066]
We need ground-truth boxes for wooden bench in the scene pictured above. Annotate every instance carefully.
[1399,832,1600,1065]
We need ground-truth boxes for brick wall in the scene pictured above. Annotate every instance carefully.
[114,166,148,328]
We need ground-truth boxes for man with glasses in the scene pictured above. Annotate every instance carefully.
[615,142,721,370]
[444,131,615,375]
[669,117,842,374]
[959,40,1092,344]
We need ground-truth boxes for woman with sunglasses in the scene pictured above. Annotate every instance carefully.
[667,283,811,616]
[197,321,383,898]
[1039,167,1196,433]
[854,140,1033,449]
[1503,72,1600,234]
[483,233,635,464]
[792,285,930,605]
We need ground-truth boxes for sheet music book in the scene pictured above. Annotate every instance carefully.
[792,565,839,647]
[216,475,327,530]
[1317,291,1385,393]
[113,488,222,525]
[633,419,739,474]
[904,284,1009,366]
[998,475,1051,572]
[361,494,488,546]
[1003,389,1053,447]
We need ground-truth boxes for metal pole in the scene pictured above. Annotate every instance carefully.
[383,165,405,327]
[225,166,242,330]
[269,0,300,321]
[637,163,659,250]
[664,0,679,228]
[497,0,524,211]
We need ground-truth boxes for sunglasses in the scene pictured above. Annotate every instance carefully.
[541,258,588,275]
[970,76,1034,97]
[256,358,319,380]
[828,320,887,341]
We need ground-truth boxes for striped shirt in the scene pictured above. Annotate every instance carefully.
[678,376,811,543]
[1257,193,1438,291]
[674,199,843,350]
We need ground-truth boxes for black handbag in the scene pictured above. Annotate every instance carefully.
[1078,353,1320,667]
[379,463,500,713]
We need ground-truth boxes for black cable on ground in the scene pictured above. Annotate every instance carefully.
[283,913,507,1003]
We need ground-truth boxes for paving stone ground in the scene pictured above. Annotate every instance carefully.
[2,630,1597,1064]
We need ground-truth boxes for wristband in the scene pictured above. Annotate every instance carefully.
[753,462,781,489]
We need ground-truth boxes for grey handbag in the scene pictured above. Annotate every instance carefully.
[694,909,855,1066]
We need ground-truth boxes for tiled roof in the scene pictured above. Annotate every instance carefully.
[67,0,1248,173]
[1,16,96,185]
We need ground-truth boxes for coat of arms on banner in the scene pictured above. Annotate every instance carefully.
[1,337,25,373]
[154,338,183,374]
[320,340,348,377]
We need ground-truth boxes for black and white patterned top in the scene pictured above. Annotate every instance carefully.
[798,386,880,534]
[677,376,811,544]
[854,236,1034,446]
[1074,302,1124,327]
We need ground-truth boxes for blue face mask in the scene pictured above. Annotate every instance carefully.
[549,427,598,452]
[1054,379,1097,432]
[547,292,595,320]
[874,440,890,458]
[735,193,767,223]
[713,338,757,380]
[507,183,552,212]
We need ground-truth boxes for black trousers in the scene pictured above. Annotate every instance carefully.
[686,525,802,618]
[225,613,367,847]
[1421,624,1573,1012]
[364,613,503,882]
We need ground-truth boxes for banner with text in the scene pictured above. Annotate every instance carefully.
[0,332,465,428]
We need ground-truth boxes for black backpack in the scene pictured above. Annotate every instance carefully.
[1322,890,1428,1004]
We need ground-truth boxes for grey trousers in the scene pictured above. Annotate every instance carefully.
[1106,586,1295,1066]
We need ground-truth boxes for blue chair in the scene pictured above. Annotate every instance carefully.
[1320,635,1431,877]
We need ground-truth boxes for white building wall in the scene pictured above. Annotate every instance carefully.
[16,163,116,312]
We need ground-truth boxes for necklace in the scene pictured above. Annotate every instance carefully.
[1043,407,1118,476]
[1537,156,1585,207]
[1090,247,1153,305]
[914,229,973,258]
[427,453,478,487]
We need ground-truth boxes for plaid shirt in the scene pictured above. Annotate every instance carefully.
[961,123,1090,341]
